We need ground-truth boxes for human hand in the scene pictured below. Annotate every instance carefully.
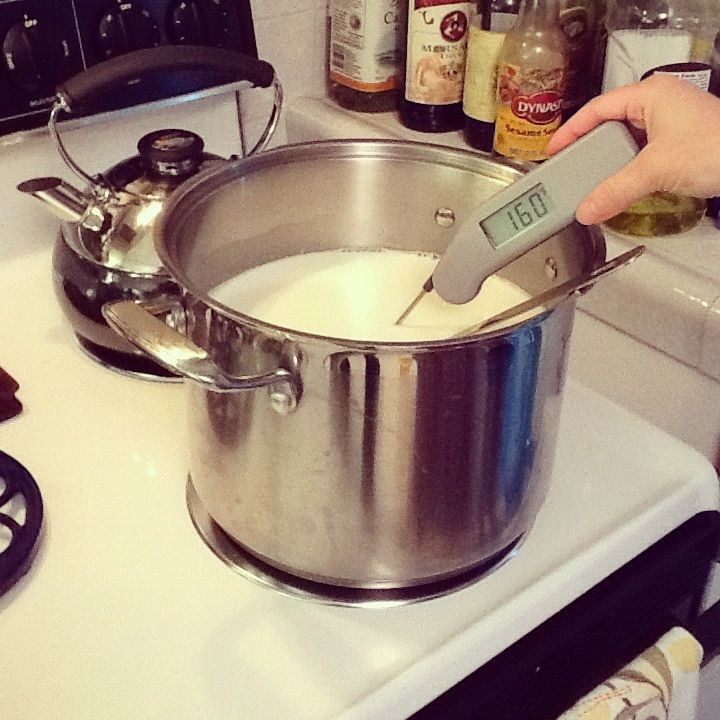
[546,74,720,225]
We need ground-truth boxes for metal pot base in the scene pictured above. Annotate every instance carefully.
[186,477,524,607]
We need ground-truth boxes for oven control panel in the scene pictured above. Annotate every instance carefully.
[0,0,257,136]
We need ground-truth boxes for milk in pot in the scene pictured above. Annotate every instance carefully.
[209,248,535,342]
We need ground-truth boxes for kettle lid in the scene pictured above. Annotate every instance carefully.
[82,128,214,273]
[137,129,205,177]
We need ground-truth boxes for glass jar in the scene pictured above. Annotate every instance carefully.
[600,0,719,235]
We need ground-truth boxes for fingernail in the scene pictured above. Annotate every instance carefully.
[575,201,596,225]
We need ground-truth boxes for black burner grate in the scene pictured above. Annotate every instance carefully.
[0,451,43,595]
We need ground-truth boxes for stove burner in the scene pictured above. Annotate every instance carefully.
[0,451,43,595]
[186,478,523,607]
[76,336,181,383]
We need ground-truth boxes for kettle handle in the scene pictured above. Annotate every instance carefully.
[56,45,275,112]
[49,45,282,193]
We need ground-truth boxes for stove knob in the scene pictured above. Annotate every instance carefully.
[167,0,244,48]
[97,4,161,59]
[3,21,72,92]
[167,0,216,45]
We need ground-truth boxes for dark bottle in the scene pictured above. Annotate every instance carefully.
[462,0,519,151]
[558,0,603,117]
[399,1,474,132]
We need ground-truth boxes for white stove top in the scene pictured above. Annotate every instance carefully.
[1,96,719,720]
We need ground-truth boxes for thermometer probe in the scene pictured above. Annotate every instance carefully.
[396,121,639,323]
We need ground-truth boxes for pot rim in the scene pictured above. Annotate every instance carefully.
[155,139,606,351]
[191,284,567,353]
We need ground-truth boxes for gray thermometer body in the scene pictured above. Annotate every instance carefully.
[431,121,639,304]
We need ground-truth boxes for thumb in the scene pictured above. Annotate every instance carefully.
[575,153,656,225]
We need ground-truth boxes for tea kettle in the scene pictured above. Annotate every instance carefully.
[17,46,281,376]
[20,127,229,272]
[19,45,281,273]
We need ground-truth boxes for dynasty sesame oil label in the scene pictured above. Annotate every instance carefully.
[493,64,565,161]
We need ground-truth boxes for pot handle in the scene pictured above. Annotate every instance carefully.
[102,300,299,414]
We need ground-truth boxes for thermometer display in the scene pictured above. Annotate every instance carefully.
[480,183,556,248]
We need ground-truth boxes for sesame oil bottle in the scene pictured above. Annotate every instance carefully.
[492,0,568,161]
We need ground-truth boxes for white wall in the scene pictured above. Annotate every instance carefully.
[240,0,329,149]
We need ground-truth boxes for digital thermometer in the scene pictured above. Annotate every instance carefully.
[430,120,639,305]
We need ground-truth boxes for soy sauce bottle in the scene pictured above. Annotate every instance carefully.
[399,1,474,132]
[463,0,519,150]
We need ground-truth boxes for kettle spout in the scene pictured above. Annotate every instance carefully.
[17,176,88,222]
[17,177,108,235]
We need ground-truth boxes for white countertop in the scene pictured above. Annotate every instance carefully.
[1,245,718,720]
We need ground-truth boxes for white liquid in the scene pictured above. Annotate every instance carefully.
[209,249,534,342]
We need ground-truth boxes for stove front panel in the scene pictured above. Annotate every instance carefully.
[0,0,256,136]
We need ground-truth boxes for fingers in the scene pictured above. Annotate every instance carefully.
[574,152,656,224]
[544,74,720,222]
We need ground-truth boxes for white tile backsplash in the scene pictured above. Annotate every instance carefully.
[239,0,328,150]
[569,312,720,464]
[577,232,720,370]
[253,10,321,90]
[700,298,720,382]
[249,0,324,20]
[250,0,327,98]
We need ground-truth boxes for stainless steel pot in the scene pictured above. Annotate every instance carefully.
[105,140,606,592]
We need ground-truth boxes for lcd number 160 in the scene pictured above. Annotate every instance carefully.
[506,187,550,232]
[480,183,555,248]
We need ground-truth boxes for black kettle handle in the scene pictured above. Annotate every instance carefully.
[56,45,275,113]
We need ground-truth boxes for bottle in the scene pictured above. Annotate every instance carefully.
[601,0,715,92]
[328,0,403,113]
[462,0,519,151]
[710,29,720,95]
[487,0,522,30]
[400,0,474,132]
[492,0,568,161]
[559,0,604,116]
[600,0,719,236]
